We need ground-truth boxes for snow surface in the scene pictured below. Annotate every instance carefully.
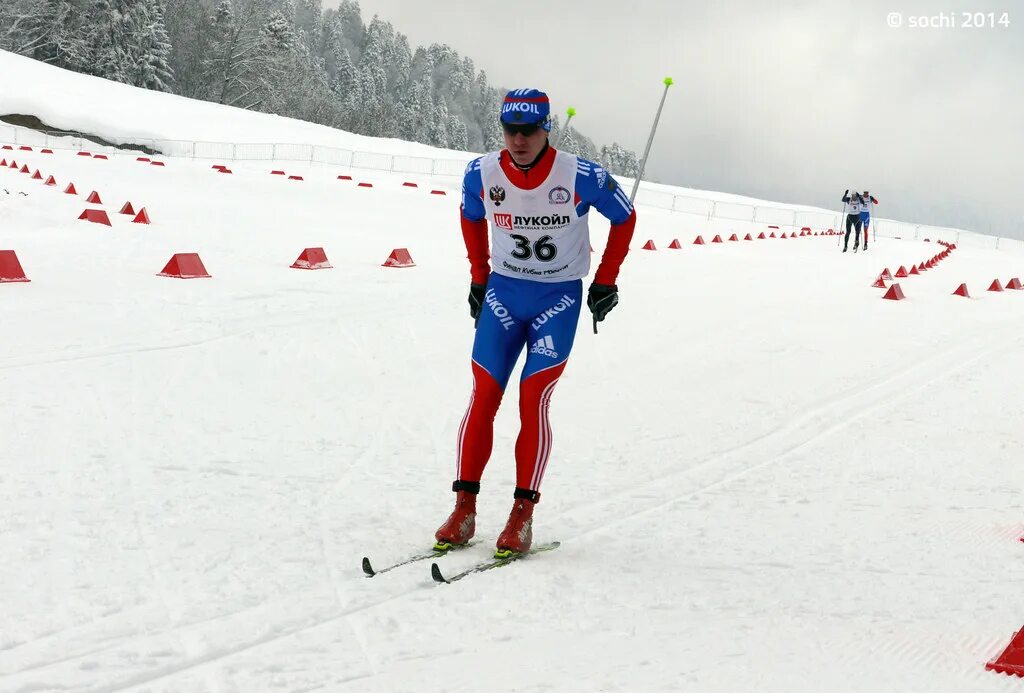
[2,50,1024,693]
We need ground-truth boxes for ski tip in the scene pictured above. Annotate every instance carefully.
[430,562,450,584]
[361,556,376,577]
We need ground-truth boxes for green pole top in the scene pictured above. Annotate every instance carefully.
[566,107,576,116]
[663,77,674,86]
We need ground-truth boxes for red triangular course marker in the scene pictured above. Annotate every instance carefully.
[881,268,893,280]
[78,209,112,226]
[872,277,887,288]
[132,208,151,224]
[769,232,776,238]
[403,182,418,187]
[86,191,102,204]
[711,235,723,243]
[19,164,29,173]
[953,283,970,298]
[693,235,705,245]
[641,240,656,250]
[430,190,446,195]
[1006,278,1023,290]
[0,249,31,282]
[288,175,304,181]
[668,239,682,249]
[337,175,352,180]
[31,170,42,180]
[780,232,788,239]
[909,265,920,275]
[44,175,56,186]
[291,247,332,270]
[743,233,753,241]
[358,182,373,188]
[728,234,739,242]
[882,283,905,300]
[271,170,286,175]
[158,253,210,278]
[895,266,909,278]
[119,202,136,216]
[64,183,77,195]
[757,232,766,239]
[382,248,415,268]
[988,279,1004,292]
[986,628,1024,677]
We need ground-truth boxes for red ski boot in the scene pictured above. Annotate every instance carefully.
[433,482,478,551]
[495,490,538,558]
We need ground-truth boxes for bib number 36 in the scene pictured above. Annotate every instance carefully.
[511,234,558,262]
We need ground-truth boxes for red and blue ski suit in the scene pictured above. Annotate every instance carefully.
[456,145,636,494]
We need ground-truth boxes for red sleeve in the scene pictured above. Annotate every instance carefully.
[871,196,879,204]
[461,209,490,285]
[593,209,637,286]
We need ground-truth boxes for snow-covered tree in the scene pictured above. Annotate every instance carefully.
[0,0,640,164]
[165,0,213,98]
[129,0,175,92]
[205,0,273,109]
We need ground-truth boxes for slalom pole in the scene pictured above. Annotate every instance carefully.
[554,107,576,149]
[629,77,674,204]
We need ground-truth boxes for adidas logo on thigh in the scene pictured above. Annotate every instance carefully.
[529,335,558,359]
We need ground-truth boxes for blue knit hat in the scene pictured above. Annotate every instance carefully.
[500,88,552,131]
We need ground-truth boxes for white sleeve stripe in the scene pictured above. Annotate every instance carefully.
[614,190,632,214]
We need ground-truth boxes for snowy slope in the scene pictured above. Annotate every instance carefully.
[0,50,464,158]
[0,50,880,224]
[2,53,1024,693]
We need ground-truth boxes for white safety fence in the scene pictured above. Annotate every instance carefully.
[3,122,1020,252]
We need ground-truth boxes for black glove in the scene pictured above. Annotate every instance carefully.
[844,189,849,196]
[468,283,487,321]
[587,283,618,322]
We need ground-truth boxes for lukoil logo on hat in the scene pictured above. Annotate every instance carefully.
[500,88,551,131]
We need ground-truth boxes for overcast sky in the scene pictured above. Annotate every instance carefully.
[336,0,1023,238]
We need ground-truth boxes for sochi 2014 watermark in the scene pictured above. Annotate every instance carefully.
[886,11,1010,29]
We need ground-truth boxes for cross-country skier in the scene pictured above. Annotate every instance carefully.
[434,88,637,558]
[859,190,879,250]
[841,189,864,252]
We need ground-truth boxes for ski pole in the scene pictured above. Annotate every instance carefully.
[629,77,674,204]
[837,199,847,248]
[554,107,576,149]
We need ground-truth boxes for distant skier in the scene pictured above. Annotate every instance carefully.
[841,189,864,252]
[435,88,637,558]
[859,190,879,250]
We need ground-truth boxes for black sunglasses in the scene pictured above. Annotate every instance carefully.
[501,121,542,137]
